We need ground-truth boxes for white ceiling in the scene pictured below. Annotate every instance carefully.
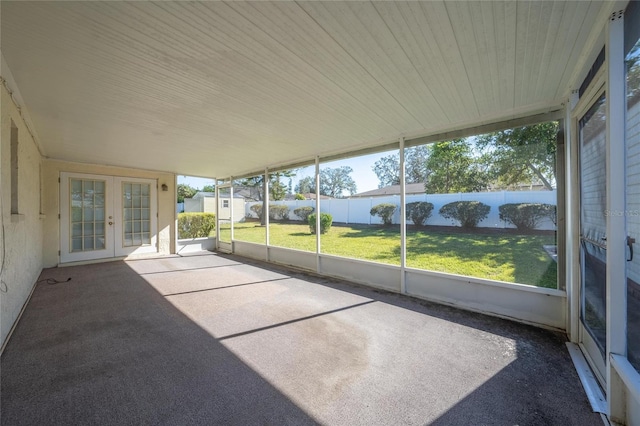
[1,1,611,178]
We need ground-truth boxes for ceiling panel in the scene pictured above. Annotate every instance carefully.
[0,1,610,178]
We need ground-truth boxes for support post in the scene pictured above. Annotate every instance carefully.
[400,137,407,294]
[229,182,234,243]
[265,168,270,262]
[566,95,580,342]
[315,157,321,274]
[606,8,627,422]
[215,180,220,250]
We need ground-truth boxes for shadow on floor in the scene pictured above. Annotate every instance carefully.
[1,252,602,425]
[1,258,317,426]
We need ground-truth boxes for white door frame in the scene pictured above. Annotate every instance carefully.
[60,172,158,263]
[572,71,608,385]
[113,176,158,257]
[60,172,114,263]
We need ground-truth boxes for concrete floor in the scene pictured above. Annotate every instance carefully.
[1,252,602,425]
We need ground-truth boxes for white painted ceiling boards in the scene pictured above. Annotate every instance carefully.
[0,1,611,178]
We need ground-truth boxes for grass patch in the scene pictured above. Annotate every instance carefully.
[228,221,557,288]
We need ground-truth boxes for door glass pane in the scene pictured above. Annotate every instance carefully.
[122,182,152,247]
[69,178,107,252]
[72,207,82,222]
[83,237,94,250]
[579,94,607,358]
[72,223,82,237]
[83,208,94,221]
[626,21,640,373]
[95,193,105,208]
[71,179,82,194]
[72,238,82,251]
[95,238,105,250]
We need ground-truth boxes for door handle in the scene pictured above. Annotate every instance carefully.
[628,236,636,262]
[109,221,114,225]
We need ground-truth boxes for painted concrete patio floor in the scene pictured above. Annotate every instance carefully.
[1,252,601,425]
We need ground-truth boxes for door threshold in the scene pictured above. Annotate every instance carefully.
[566,342,608,414]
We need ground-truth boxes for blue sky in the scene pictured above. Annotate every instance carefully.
[178,150,392,195]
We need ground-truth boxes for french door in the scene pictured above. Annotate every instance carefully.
[578,90,608,384]
[60,173,158,263]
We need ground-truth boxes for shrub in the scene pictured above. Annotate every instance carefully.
[308,212,333,234]
[294,193,306,200]
[250,204,289,221]
[499,203,556,231]
[178,212,216,239]
[269,204,290,221]
[406,202,434,227]
[293,206,315,222]
[370,203,397,226]
[439,201,490,229]
[250,204,264,220]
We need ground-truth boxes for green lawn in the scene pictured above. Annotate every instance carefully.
[226,221,557,289]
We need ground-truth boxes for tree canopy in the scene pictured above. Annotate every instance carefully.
[177,184,197,203]
[476,122,558,190]
[295,176,315,195]
[237,171,295,224]
[319,166,357,198]
[237,170,295,202]
[369,122,558,193]
[424,139,490,194]
[372,146,429,188]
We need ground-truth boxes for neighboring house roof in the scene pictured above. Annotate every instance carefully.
[233,188,258,200]
[351,183,426,198]
[192,192,215,199]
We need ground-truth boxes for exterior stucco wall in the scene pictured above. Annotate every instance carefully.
[42,160,176,267]
[0,85,44,348]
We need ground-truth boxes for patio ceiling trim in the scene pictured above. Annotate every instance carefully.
[229,107,564,181]
[404,108,565,148]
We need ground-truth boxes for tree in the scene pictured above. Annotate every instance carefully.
[269,171,291,201]
[372,155,400,188]
[372,146,429,188]
[424,139,490,194]
[477,122,558,190]
[406,146,430,185]
[201,184,215,193]
[295,176,315,195]
[319,166,357,198]
[238,170,295,225]
[177,184,197,203]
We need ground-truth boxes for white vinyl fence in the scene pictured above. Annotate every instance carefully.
[245,190,557,230]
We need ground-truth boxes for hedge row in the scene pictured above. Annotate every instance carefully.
[246,201,556,231]
[369,201,555,230]
[178,212,216,239]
